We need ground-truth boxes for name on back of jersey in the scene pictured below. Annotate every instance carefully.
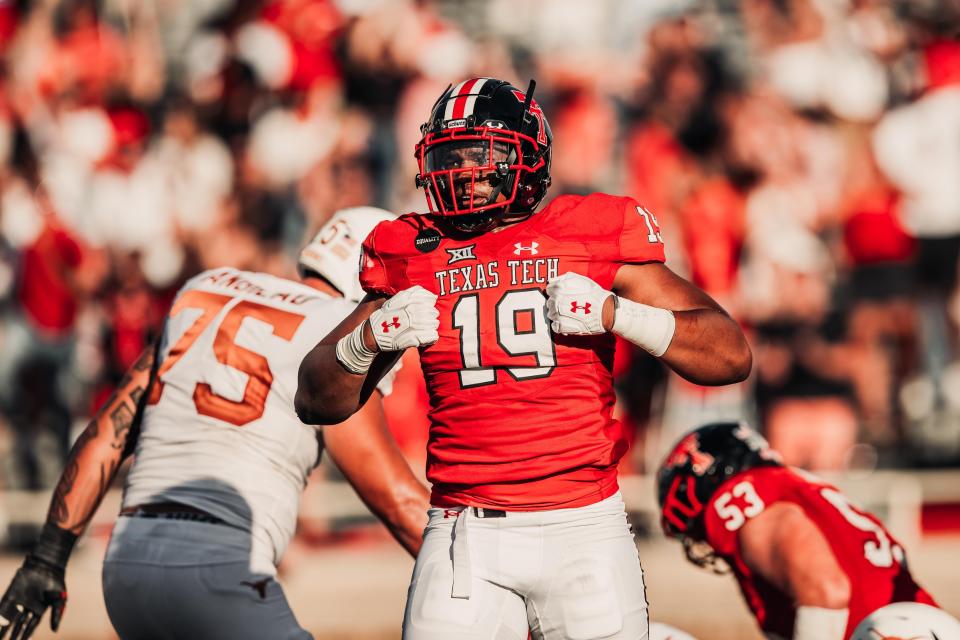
[203,269,319,305]
[434,257,560,297]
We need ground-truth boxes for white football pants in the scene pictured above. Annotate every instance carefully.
[102,517,311,640]
[403,491,649,640]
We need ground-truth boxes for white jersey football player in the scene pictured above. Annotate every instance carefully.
[0,207,430,640]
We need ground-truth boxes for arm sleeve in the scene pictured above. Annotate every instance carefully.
[616,198,666,264]
[359,224,397,296]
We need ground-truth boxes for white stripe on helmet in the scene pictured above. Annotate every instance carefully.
[461,77,490,121]
[443,80,470,121]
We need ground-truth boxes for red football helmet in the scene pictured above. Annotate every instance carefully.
[656,422,782,567]
[415,77,552,232]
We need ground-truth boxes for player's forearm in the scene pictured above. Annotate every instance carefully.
[369,484,430,557]
[323,403,431,556]
[48,347,154,534]
[789,571,851,611]
[297,295,397,424]
[658,309,752,385]
[48,425,129,535]
[296,343,369,424]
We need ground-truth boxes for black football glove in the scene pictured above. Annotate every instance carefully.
[0,524,77,640]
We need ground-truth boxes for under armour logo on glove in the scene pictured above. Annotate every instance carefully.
[546,272,611,336]
[368,285,440,352]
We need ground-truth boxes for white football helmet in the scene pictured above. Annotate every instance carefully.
[297,206,396,302]
[649,622,699,640]
[851,602,960,640]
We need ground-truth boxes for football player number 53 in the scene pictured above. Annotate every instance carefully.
[452,289,556,388]
[714,481,766,531]
[147,290,306,426]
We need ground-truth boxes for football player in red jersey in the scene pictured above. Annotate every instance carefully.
[296,77,751,640]
[657,421,945,640]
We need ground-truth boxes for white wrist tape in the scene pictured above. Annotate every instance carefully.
[335,322,377,375]
[610,296,676,357]
[793,606,848,640]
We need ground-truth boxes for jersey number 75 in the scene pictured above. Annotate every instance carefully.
[148,290,305,426]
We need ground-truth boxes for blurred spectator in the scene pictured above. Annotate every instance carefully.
[873,37,960,460]
[0,164,104,487]
[741,226,858,471]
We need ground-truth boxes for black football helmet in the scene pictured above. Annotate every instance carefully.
[656,422,782,562]
[415,77,552,233]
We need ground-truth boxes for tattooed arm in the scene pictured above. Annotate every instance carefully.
[0,345,156,638]
[47,344,155,533]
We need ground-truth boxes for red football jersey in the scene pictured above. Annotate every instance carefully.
[360,193,666,509]
[703,466,936,638]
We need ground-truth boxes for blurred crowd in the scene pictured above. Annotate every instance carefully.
[0,0,958,492]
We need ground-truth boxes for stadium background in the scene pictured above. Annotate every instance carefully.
[0,0,958,637]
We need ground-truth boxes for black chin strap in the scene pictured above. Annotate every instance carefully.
[483,148,517,208]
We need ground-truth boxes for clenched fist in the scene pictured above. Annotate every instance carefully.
[546,272,614,336]
[368,285,440,351]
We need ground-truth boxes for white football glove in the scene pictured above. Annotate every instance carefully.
[545,272,612,336]
[368,285,440,351]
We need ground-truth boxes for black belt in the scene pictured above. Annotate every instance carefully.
[119,502,226,526]
[471,507,507,518]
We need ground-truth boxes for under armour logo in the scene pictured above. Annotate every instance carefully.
[514,242,539,255]
[570,302,591,314]
[445,244,477,265]
[241,578,272,600]
[381,317,401,332]
[443,509,461,519]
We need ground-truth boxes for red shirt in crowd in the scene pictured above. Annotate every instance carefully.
[18,219,84,337]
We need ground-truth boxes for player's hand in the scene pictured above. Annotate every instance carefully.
[546,272,614,336]
[368,285,440,351]
[0,556,67,639]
